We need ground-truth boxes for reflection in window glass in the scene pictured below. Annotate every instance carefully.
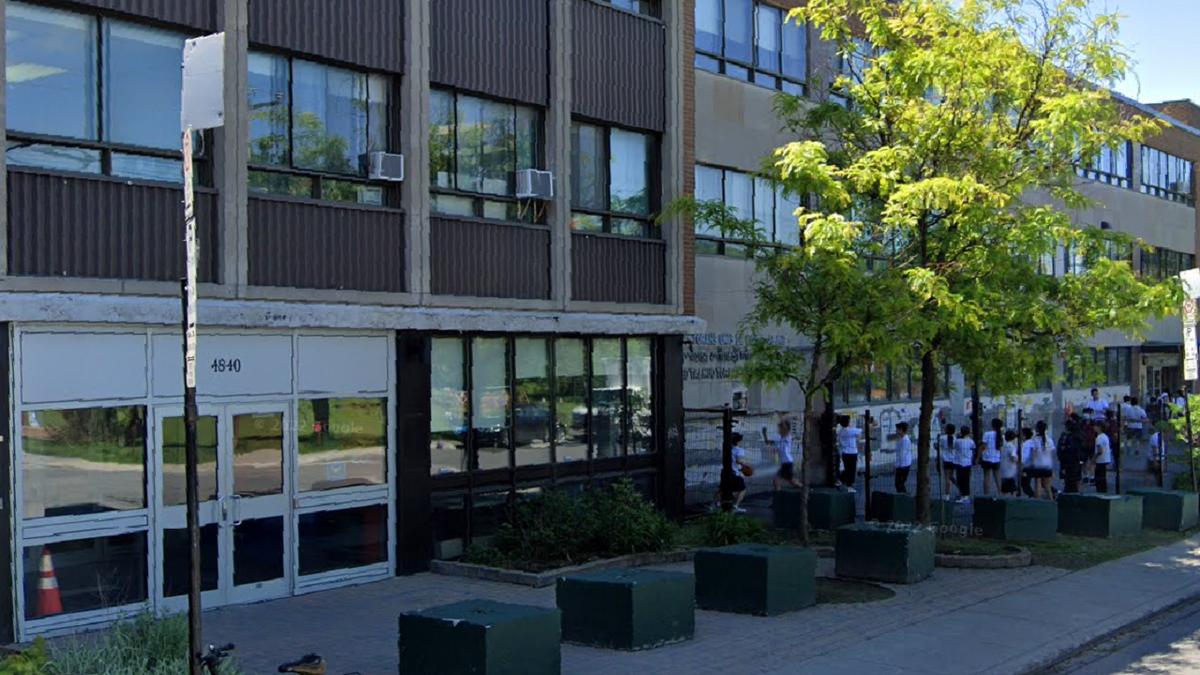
[555,339,589,463]
[455,95,515,195]
[592,339,624,459]
[754,177,776,238]
[247,52,291,167]
[571,212,604,232]
[756,4,781,72]
[473,338,511,472]
[610,129,650,215]
[431,193,476,217]
[164,526,218,597]
[111,154,182,183]
[21,407,146,519]
[431,493,467,559]
[23,534,147,619]
[571,123,606,210]
[431,338,468,475]
[297,399,387,492]
[7,144,101,174]
[695,0,723,53]
[514,339,552,466]
[724,171,753,219]
[161,415,218,507]
[298,505,387,575]
[292,60,366,175]
[6,3,98,140]
[695,165,724,237]
[781,16,807,81]
[429,89,455,189]
[611,218,648,238]
[248,170,313,198]
[233,516,284,586]
[627,338,654,455]
[724,0,754,64]
[232,413,284,497]
[104,22,184,150]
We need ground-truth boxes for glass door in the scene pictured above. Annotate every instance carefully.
[155,404,293,610]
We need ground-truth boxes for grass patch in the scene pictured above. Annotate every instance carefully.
[48,613,242,675]
[817,578,895,604]
[933,527,1200,570]
[677,517,826,550]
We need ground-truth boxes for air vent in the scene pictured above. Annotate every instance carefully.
[363,152,404,182]
[515,169,554,200]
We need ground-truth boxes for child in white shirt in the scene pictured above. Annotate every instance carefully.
[894,422,913,494]
[1093,421,1112,494]
[1000,430,1020,496]
[836,415,862,494]
[954,427,976,504]
[980,418,1003,496]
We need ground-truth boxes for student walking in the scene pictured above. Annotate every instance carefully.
[767,420,802,490]
[954,426,976,504]
[1029,421,1056,500]
[981,418,1003,496]
[836,415,862,494]
[1093,420,1113,493]
[713,432,752,512]
[1056,415,1086,494]
[894,422,913,493]
[1000,430,1020,496]
[1149,428,1167,487]
[940,424,958,501]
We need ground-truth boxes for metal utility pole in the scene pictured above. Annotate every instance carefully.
[181,33,226,675]
[720,406,733,512]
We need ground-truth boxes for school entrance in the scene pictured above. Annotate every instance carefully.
[12,326,395,640]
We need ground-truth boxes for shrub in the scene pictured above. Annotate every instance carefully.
[1,638,49,675]
[49,613,241,675]
[464,479,676,571]
[699,511,767,547]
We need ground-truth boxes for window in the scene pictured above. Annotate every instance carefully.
[1140,247,1194,281]
[21,406,147,519]
[831,37,872,108]
[694,165,802,255]
[23,534,148,620]
[248,52,391,204]
[601,0,657,16]
[571,123,657,237]
[430,89,543,222]
[1141,146,1194,206]
[296,399,387,492]
[5,3,193,183]
[428,335,657,479]
[695,0,807,95]
[1077,142,1131,188]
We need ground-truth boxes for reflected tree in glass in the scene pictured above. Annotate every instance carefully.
[515,338,552,466]
[555,339,590,463]
[431,338,468,475]
[592,339,624,459]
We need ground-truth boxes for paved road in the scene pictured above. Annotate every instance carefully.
[1034,594,1200,675]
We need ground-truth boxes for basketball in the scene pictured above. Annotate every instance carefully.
[741,464,755,477]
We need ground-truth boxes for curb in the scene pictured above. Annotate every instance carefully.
[935,547,1032,569]
[1016,588,1200,675]
[431,550,697,588]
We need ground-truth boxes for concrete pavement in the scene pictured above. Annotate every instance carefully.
[199,533,1200,675]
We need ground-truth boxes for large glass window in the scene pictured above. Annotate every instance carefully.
[297,398,387,491]
[21,406,146,519]
[23,534,148,620]
[627,339,654,455]
[571,122,657,238]
[592,339,625,459]
[694,0,807,95]
[429,89,543,222]
[431,338,469,476]
[556,339,590,464]
[5,3,190,182]
[694,164,802,255]
[1141,146,1194,206]
[298,505,387,575]
[1077,142,1131,188]
[514,338,553,466]
[472,338,512,472]
[1141,247,1195,281]
[248,52,391,204]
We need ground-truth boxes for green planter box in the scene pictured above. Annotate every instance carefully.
[1127,488,1199,531]
[1057,494,1144,538]
[973,497,1058,542]
[774,488,856,530]
[695,544,817,616]
[398,599,560,675]
[556,569,694,650]
[835,522,935,584]
[872,492,916,523]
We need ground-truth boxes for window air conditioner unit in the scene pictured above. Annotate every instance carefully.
[363,152,404,182]
[515,169,554,200]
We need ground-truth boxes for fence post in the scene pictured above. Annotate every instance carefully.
[721,405,734,512]
[1016,409,1024,498]
[1115,402,1123,494]
[864,410,873,521]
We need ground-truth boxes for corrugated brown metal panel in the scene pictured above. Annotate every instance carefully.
[248,197,405,292]
[572,0,666,131]
[249,0,404,73]
[62,0,218,29]
[430,0,549,105]
[7,170,219,282]
[571,232,667,304]
[430,217,551,299]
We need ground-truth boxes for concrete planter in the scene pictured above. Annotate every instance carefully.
[695,544,817,616]
[835,522,935,584]
[1057,494,1144,538]
[774,488,856,530]
[871,492,916,523]
[430,550,695,588]
[1127,488,1199,531]
[973,497,1058,542]
[557,569,694,650]
[398,599,561,675]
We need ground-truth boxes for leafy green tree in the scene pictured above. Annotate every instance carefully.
[778,0,1182,523]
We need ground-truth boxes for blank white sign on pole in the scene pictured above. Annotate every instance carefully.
[181,33,226,131]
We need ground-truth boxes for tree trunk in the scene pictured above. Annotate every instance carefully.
[798,392,813,546]
[916,350,938,525]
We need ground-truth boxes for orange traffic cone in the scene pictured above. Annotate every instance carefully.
[36,547,62,617]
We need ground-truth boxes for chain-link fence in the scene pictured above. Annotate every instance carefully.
[683,408,803,514]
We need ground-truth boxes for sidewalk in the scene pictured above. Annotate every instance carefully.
[201,533,1200,675]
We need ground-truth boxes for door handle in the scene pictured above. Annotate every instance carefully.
[231,495,243,527]
[217,495,228,524]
